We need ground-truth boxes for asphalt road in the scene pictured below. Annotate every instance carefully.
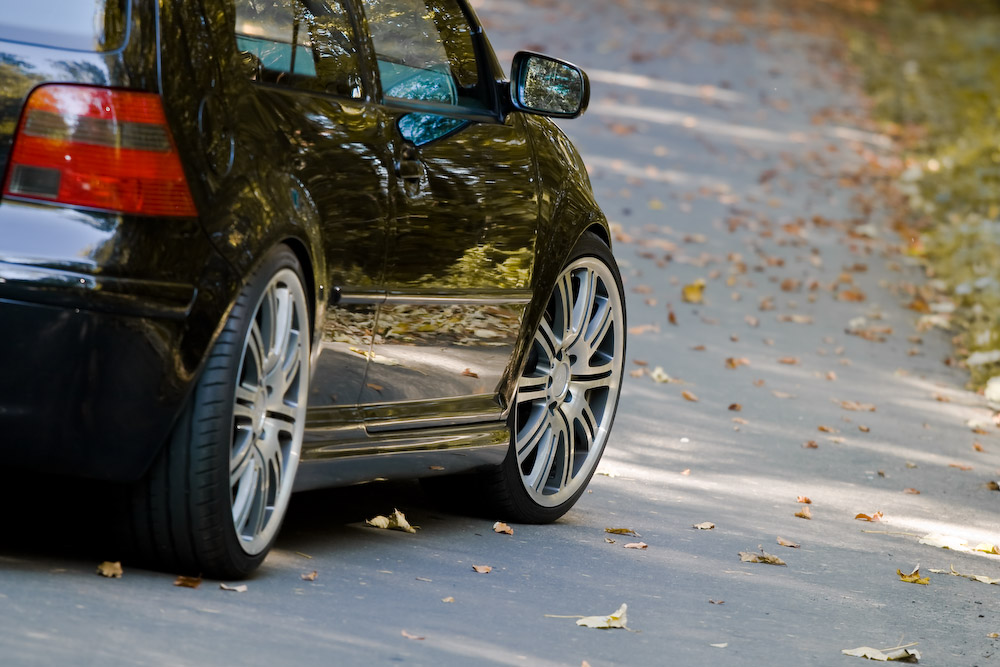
[2,1,999,665]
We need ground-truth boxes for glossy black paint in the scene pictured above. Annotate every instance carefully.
[0,0,610,487]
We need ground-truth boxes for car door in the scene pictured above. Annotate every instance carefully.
[357,0,539,431]
[231,0,394,428]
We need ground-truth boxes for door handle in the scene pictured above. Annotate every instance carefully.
[395,144,424,183]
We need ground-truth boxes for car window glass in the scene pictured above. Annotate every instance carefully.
[235,0,363,99]
[360,0,483,108]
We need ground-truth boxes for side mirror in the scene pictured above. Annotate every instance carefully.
[509,51,590,119]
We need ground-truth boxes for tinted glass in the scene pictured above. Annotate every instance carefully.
[0,0,128,52]
[361,0,482,107]
[236,0,363,98]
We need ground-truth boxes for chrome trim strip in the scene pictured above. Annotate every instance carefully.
[382,290,532,306]
[302,422,510,461]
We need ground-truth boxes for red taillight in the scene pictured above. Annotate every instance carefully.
[3,85,196,217]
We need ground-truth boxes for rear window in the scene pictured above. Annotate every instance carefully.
[0,0,128,52]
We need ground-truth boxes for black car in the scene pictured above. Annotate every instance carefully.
[0,0,626,577]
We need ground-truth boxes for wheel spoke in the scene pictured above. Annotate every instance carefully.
[581,292,612,354]
[535,317,560,363]
[230,429,254,482]
[566,268,597,348]
[516,406,550,462]
[516,373,548,406]
[524,424,557,492]
[246,320,266,382]
[552,272,574,343]
[231,449,261,533]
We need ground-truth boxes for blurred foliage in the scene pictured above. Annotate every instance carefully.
[850,0,1000,386]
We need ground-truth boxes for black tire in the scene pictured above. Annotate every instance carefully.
[129,245,310,578]
[471,232,626,523]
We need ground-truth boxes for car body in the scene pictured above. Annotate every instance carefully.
[0,0,625,576]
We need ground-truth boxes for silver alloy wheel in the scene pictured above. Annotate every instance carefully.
[514,255,625,507]
[229,268,309,555]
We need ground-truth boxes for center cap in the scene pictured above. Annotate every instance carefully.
[251,389,267,433]
[551,362,571,400]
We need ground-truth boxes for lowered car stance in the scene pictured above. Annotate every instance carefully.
[0,0,626,577]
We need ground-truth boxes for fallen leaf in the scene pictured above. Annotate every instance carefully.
[668,306,677,326]
[903,488,920,495]
[710,643,729,649]
[777,536,800,548]
[726,357,750,369]
[472,565,492,574]
[682,279,706,304]
[934,393,950,403]
[859,425,871,433]
[96,561,123,579]
[948,463,972,471]
[681,390,699,402]
[778,357,800,365]
[919,533,969,551]
[987,481,1000,491]
[929,564,1000,585]
[576,603,629,630]
[693,522,715,530]
[974,543,999,555]
[745,315,760,327]
[680,468,691,475]
[855,512,884,522]
[841,645,921,662]
[803,440,819,449]
[897,565,929,585]
[989,632,999,638]
[794,506,812,520]
[366,508,418,533]
[401,630,425,641]
[606,528,641,537]
[493,521,514,535]
[461,368,479,378]
[174,575,202,589]
[708,599,725,604]
[738,546,786,566]
[772,390,795,399]
[301,571,318,581]
[818,425,838,433]
[796,496,812,504]
[728,403,742,411]
[624,542,648,550]
[839,400,876,412]
[220,583,248,592]
[442,596,455,603]
[973,442,985,452]
[650,366,677,383]
[605,537,616,544]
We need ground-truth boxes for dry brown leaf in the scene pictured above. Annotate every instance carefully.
[472,565,492,574]
[796,496,812,504]
[738,546,787,566]
[442,596,455,603]
[605,528,641,537]
[818,425,838,433]
[794,506,812,520]
[301,571,318,581]
[777,536,800,548]
[837,288,866,302]
[174,575,202,589]
[219,583,248,592]
[987,481,1000,491]
[96,561,122,579]
[929,564,1000,585]
[841,645,921,662]
[973,442,985,452]
[948,463,973,471]
[682,279,706,304]
[859,425,871,433]
[693,522,715,530]
[624,542,648,550]
[855,511,884,522]
[493,521,514,535]
[605,537,616,544]
[682,390,699,402]
[366,509,418,533]
[692,344,706,351]
[778,357,800,365]
[726,357,750,369]
[839,400,876,412]
[461,368,479,378]
[745,315,760,328]
[803,440,819,449]
[728,403,742,411]
[934,393,950,403]
[708,599,725,604]
[401,630,425,641]
[668,306,678,326]
[903,488,921,495]
[897,565,930,585]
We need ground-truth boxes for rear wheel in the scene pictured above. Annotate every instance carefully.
[130,245,310,578]
[481,232,626,523]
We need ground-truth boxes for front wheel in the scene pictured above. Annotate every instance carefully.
[129,245,311,578]
[483,232,626,523]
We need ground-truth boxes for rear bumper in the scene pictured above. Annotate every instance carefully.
[0,201,238,482]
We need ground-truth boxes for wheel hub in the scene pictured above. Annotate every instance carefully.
[549,360,571,402]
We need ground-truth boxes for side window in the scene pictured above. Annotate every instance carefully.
[361,0,483,109]
[235,0,363,99]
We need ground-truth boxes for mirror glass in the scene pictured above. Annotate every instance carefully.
[517,55,583,116]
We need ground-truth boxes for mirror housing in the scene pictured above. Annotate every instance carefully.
[509,51,590,119]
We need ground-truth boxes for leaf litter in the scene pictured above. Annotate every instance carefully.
[738,546,787,566]
[366,508,418,533]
